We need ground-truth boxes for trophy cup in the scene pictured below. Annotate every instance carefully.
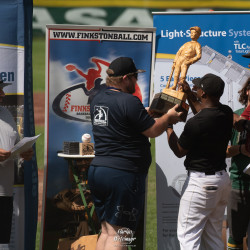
[150,26,202,122]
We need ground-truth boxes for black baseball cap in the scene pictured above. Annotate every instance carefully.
[0,79,11,88]
[107,57,145,77]
[192,73,225,97]
[242,52,250,58]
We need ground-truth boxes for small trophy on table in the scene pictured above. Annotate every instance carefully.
[150,26,202,122]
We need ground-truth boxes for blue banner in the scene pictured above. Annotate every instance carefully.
[0,0,36,250]
[153,11,250,250]
[23,1,37,250]
[155,12,250,69]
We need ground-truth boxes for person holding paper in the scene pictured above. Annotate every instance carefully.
[0,79,33,244]
[226,77,250,250]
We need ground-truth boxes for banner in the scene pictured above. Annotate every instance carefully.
[0,1,35,250]
[32,5,250,38]
[153,11,250,249]
[41,25,155,249]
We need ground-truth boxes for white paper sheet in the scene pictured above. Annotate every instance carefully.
[10,134,41,159]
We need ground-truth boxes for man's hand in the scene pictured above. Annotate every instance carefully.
[142,105,182,138]
[20,148,34,161]
[166,104,183,124]
[233,113,247,132]
[179,80,192,94]
[0,149,11,162]
[241,144,250,157]
[146,107,161,118]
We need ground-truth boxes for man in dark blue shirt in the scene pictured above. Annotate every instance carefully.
[89,57,182,250]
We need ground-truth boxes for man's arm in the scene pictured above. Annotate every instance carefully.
[0,149,11,162]
[226,144,250,158]
[234,114,250,132]
[20,148,34,161]
[142,104,182,138]
[179,80,202,114]
[227,113,250,157]
[166,127,188,158]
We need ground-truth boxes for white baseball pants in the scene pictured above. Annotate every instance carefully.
[177,170,231,250]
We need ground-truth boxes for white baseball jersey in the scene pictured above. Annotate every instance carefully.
[0,107,19,196]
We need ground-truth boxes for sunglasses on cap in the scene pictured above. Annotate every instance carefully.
[126,72,138,80]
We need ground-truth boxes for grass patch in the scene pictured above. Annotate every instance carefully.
[146,139,157,249]
[35,125,45,170]
[33,37,46,92]
[36,222,41,250]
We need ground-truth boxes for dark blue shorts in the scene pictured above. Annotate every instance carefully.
[88,165,147,230]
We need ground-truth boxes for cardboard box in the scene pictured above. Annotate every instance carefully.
[57,237,76,250]
[79,143,94,155]
[71,234,98,250]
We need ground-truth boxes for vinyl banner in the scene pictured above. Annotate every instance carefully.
[32,0,250,37]
[0,1,35,250]
[32,4,250,38]
[42,25,155,249]
[153,12,250,250]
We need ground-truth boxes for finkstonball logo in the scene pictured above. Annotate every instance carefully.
[114,228,136,246]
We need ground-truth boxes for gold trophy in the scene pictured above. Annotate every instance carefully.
[150,26,202,121]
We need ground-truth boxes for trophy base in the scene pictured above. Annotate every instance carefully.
[162,88,187,102]
[149,91,189,122]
